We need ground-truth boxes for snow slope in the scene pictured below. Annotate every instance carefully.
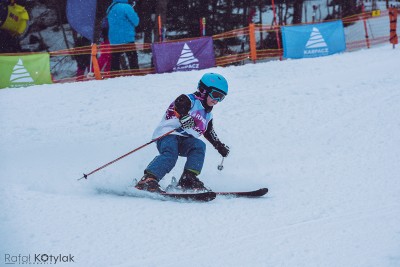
[1,45,400,267]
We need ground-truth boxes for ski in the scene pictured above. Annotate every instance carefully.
[96,187,216,202]
[166,177,268,198]
[159,191,216,202]
[166,182,268,198]
[97,186,267,201]
[214,187,268,198]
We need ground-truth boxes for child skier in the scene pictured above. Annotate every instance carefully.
[135,73,230,193]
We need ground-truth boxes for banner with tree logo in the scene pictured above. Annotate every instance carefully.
[152,37,215,74]
[0,53,52,89]
[281,20,346,59]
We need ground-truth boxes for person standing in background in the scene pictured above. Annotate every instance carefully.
[107,0,139,71]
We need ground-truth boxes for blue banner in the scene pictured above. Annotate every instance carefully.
[66,0,97,42]
[282,20,346,59]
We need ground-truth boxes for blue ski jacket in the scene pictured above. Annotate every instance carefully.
[107,0,139,44]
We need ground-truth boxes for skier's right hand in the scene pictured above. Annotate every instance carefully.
[180,115,195,129]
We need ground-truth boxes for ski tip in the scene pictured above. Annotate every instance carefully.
[260,187,268,194]
[215,187,269,198]
[249,187,268,197]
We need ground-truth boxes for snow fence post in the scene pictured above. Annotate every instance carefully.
[389,7,398,48]
[249,23,257,63]
[91,44,102,80]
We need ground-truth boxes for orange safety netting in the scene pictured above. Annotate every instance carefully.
[2,8,397,84]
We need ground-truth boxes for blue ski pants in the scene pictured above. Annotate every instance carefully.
[145,135,206,181]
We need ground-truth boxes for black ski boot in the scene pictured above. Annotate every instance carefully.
[135,173,165,193]
[177,170,207,191]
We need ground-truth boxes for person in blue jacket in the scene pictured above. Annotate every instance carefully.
[135,73,230,193]
[107,0,139,71]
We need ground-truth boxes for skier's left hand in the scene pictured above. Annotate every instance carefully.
[217,143,230,157]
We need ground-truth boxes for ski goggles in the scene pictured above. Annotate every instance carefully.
[208,88,226,102]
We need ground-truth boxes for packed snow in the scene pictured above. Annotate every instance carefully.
[1,44,399,267]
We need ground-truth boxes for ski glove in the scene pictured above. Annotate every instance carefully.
[180,115,195,129]
[216,143,230,157]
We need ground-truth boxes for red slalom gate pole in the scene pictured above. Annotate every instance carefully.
[78,129,177,181]
[361,2,371,49]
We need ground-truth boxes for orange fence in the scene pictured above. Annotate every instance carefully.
[13,9,398,84]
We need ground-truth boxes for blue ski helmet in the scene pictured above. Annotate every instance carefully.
[198,73,228,99]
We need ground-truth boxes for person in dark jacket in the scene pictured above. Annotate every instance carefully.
[135,73,230,193]
[107,0,139,71]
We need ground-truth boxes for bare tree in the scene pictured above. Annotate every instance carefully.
[292,0,304,24]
